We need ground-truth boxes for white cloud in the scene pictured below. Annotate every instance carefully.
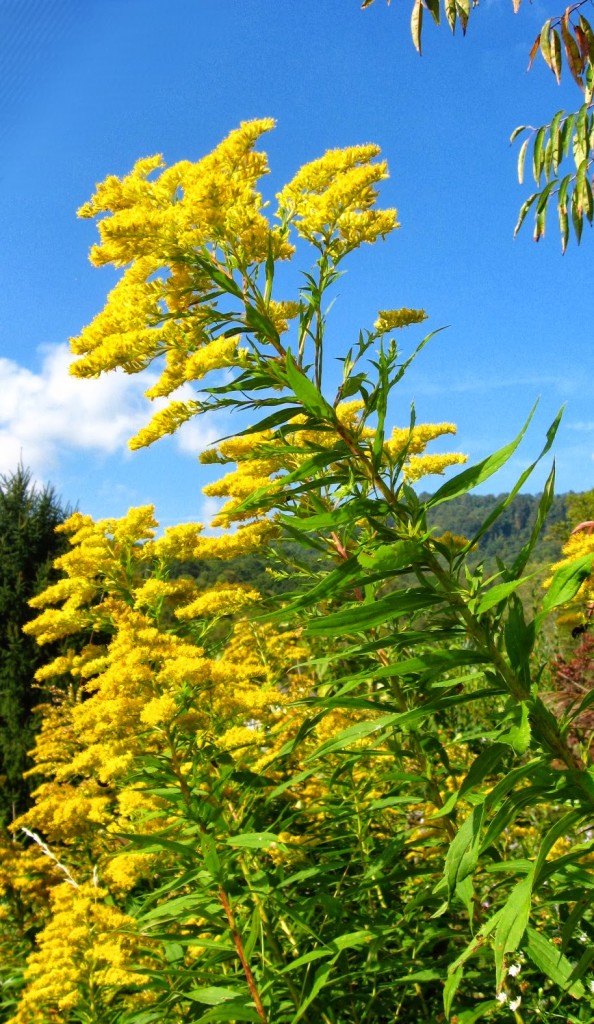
[0,343,219,477]
[175,418,222,456]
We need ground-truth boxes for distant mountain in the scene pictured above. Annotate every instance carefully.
[422,491,569,572]
[175,493,575,598]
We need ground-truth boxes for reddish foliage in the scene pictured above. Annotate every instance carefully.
[550,634,594,760]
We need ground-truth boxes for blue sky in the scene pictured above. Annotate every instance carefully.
[1,0,592,527]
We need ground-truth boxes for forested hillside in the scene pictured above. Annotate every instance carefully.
[178,492,573,595]
[424,491,570,570]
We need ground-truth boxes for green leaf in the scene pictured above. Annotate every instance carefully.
[532,125,547,184]
[226,832,283,850]
[427,403,537,508]
[435,743,507,816]
[445,0,457,31]
[424,0,440,25]
[244,302,280,344]
[456,1004,500,1024]
[309,713,399,758]
[525,927,585,997]
[512,460,556,576]
[514,191,539,236]
[187,987,245,1006]
[572,185,584,243]
[539,19,553,72]
[201,834,221,880]
[357,540,426,573]
[475,574,537,616]
[265,555,361,620]
[291,962,334,1024]
[533,809,584,886]
[306,587,444,636]
[115,831,194,861]
[194,1003,263,1022]
[504,596,535,682]
[285,349,334,419]
[551,27,562,84]
[494,875,532,990]
[540,552,594,615]
[510,124,527,144]
[443,965,463,1020]
[191,253,244,298]
[459,408,560,560]
[241,405,305,437]
[502,701,531,755]
[444,804,484,898]
[390,968,444,984]
[450,907,503,974]
[550,110,564,173]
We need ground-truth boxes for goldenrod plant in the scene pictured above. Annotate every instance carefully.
[4,122,594,1023]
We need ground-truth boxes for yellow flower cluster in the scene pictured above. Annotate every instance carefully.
[129,398,200,450]
[175,581,260,620]
[374,308,428,333]
[277,144,399,255]
[70,120,293,423]
[68,124,402,463]
[198,411,467,531]
[403,452,468,483]
[8,498,326,1018]
[384,422,468,480]
[9,882,149,1024]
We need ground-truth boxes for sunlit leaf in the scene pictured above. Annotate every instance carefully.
[494,876,532,990]
[525,927,586,997]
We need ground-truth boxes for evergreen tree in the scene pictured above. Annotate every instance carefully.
[0,466,69,825]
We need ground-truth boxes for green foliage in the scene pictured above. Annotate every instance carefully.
[7,132,594,1024]
[0,466,69,825]
[424,491,567,573]
[363,0,594,249]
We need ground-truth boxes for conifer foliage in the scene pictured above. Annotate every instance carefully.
[0,466,69,825]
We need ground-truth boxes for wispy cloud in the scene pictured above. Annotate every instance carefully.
[568,421,594,432]
[404,372,582,397]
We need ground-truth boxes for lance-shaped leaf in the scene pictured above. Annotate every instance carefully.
[411,0,423,52]
[561,14,585,89]
[475,574,537,616]
[517,136,530,185]
[427,403,537,507]
[494,875,533,991]
[514,190,539,236]
[525,927,586,997]
[444,804,484,899]
[551,27,563,83]
[306,586,444,635]
[186,987,247,1006]
[540,551,594,615]
[285,348,335,419]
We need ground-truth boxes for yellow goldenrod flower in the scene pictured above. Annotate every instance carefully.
[374,308,428,333]
[402,452,468,483]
